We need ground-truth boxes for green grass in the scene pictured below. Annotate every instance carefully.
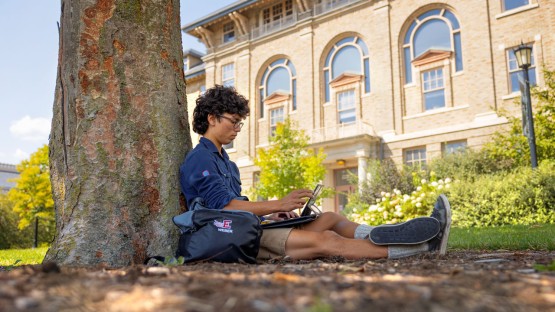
[449,224,555,250]
[0,247,48,267]
[0,224,552,268]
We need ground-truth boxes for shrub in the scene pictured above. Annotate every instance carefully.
[344,170,452,225]
[447,160,555,227]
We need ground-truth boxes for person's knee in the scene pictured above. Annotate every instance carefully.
[318,211,346,222]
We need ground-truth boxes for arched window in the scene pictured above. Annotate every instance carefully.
[323,36,370,102]
[403,9,463,84]
[258,58,297,118]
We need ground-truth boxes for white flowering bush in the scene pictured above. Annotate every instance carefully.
[346,172,452,225]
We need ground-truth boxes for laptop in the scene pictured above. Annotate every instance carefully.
[261,184,323,229]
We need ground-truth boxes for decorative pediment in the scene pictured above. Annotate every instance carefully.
[264,91,290,105]
[329,72,362,88]
[412,49,452,67]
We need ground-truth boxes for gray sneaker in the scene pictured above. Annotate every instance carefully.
[428,194,452,255]
[369,217,440,245]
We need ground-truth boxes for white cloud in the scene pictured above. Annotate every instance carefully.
[10,115,51,141]
[13,149,30,162]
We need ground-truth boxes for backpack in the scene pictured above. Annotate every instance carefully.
[172,197,262,264]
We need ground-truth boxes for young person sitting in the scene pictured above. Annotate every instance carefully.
[179,85,451,260]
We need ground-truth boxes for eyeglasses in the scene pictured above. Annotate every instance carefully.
[218,115,244,130]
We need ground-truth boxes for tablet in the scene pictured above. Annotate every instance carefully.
[301,184,323,216]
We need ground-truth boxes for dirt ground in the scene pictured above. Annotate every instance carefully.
[1,250,554,312]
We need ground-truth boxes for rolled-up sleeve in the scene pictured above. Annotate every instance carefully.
[179,149,235,210]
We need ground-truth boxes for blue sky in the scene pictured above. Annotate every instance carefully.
[0,0,236,165]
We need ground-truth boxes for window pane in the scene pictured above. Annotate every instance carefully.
[336,36,355,47]
[414,19,451,58]
[404,47,412,84]
[510,71,521,93]
[424,89,445,110]
[270,107,284,135]
[454,33,463,71]
[267,67,290,95]
[417,9,441,21]
[259,88,265,118]
[364,58,370,93]
[444,141,467,154]
[356,38,369,55]
[404,21,417,45]
[405,148,427,167]
[324,69,330,102]
[332,45,361,78]
[443,10,460,30]
[271,59,286,67]
[288,61,296,76]
[222,63,234,87]
[292,79,297,110]
[325,46,336,67]
[338,90,356,124]
[504,0,529,11]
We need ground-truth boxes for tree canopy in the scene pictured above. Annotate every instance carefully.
[253,119,327,199]
[8,144,55,244]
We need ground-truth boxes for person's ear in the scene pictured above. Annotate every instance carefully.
[208,114,217,126]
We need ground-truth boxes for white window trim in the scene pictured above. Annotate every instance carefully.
[496,2,538,19]
[222,63,235,87]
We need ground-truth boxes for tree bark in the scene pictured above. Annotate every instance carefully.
[45,0,191,266]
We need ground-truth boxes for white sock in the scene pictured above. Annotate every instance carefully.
[388,243,429,259]
[354,224,376,239]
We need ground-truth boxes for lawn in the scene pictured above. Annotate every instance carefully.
[0,247,48,267]
[0,224,553,268]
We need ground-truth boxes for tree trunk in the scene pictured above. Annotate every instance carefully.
[45,0,191,266]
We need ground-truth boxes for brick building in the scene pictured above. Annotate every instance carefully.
[182,0,554,212]
[0,163,19,193]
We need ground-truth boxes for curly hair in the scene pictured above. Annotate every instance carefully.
[192,85,250,134]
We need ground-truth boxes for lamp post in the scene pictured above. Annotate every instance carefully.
[513,43,538,168]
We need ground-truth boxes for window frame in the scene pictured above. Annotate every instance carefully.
[404,147,427,167]
[259,58,297,118]
[443,140,467,155]
[222,63,235,87]
[421,67,446,111]
[261,0,293,26]
[323,36,371,103]
[403,8,462,85]
[223,21,236,44]
[502,0,530,12]
[337,89,356,124]
[269,107,285,136]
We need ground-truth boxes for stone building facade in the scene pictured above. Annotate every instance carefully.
[182,0,554,212]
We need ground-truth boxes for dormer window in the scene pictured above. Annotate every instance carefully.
[223,22,235,43]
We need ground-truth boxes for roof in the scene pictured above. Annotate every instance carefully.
[0,163,17,173]
[0,163,19,191]
[183,49,206,59]
[185,63,206,80]
[182,0,259,33]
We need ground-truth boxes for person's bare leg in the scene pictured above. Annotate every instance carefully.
[300,212,359,238]
[284,229,388,260]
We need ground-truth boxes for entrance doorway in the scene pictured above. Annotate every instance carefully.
[334,167,357,212]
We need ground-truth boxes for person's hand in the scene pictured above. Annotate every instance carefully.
[267,211,300,221]
[278,189,313,212]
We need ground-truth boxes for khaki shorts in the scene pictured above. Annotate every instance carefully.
[257,227,293,260]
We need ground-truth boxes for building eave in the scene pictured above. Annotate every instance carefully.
[182,0,259,34]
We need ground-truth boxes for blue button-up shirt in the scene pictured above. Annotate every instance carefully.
[179,137,243,210]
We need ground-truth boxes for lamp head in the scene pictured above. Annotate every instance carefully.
[513,42,532,69]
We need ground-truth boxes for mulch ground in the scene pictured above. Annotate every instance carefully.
[1,250,554,312]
